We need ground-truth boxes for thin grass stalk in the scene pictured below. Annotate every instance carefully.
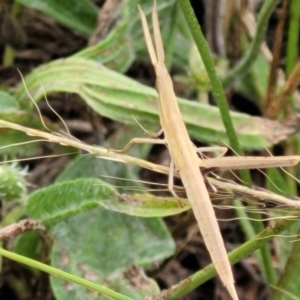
[286,0,300,77]
[163,1,179,69]
[265,0,288,117]
[268,3,300,296]
[159,217,298,300]
[0,247,133,300]
[222,0,280,87]
[177,0,249,179]
[269,227,300,300]
[283,0,300,199]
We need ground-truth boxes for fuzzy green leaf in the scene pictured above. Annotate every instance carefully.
[26,178,117,226]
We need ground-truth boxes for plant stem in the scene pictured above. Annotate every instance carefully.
[286,0,300,77]
[223,0,280,87]
[0,247,133,300]
[284,0,300,204]
[178,0,247,174]
[269,226,300,300]
[160,217,297,300]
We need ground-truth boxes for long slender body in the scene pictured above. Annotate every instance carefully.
[202,155,300,169]
[138,3,238,300]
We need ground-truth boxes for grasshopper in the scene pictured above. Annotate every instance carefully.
[137,3,239,299]
[126,3,299,299]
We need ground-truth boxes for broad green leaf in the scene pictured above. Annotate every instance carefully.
[266,168,290,195]
[56,125,152,186]
[273,225,300,300]
[50,207,175,272]
[54,123,189,217]
[50,207,168,300]
[15,57,291,150]
[62,154,191,217]
[51,260,159,300]
[0,91,19,111]
[185,44,229,94]
[16,0,190,72]
[76,23,135,73]
[13,231,41,260]
[25,123,176,300]
[26,175,187,221]
[56,154,106,182]
[26,178,117,226]
[236,53,270,103]
[16,0,97,37]
[266,168,300,298]
[0,111,66,156]
[104,192,189,217]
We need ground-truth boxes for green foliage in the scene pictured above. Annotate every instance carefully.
[0,91,20,111]
[15,56,279,150]
[22,125,176,298]
[50,208,168,300]
[0,164,27,202]
[26,178,116,226]
[16,0,98,37]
